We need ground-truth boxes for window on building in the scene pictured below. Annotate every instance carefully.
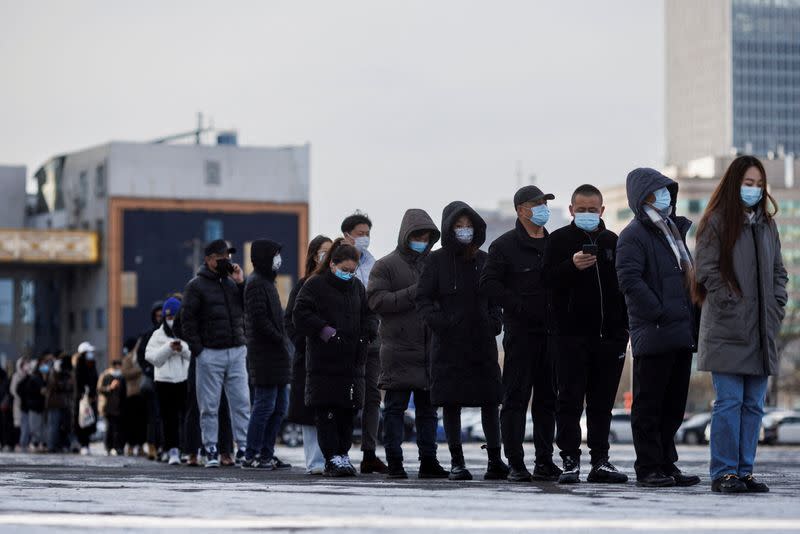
[81,309,90,331]
[205,219,223,242]
[96,163,107,198]
[96,308,105,330]
[96,219,104,237]
[205,160,221,186]
[78,171,88,209]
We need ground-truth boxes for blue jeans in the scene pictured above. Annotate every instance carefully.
[245,385,289,460]
[47,409,63,452]
[710,372,768,480]
[19,411,30,448]
[383,389,438,462]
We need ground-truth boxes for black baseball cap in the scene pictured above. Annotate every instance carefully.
[204,239,237,257]
[513,185,555,207]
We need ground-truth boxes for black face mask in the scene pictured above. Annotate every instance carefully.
[214,258,234,276]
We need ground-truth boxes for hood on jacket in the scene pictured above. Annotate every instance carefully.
[626,167,679,218]
[440,201,487,249]
[150,300,164,327]
[251,239,282,277]
[397,209,441,254]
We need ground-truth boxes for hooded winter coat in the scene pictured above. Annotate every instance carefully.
[285,277,314,424]
[136,301,164,379]
[181,265,246,356]
[695,209,788,375]
[367,209,441,391]
[145,323,191,383]
[415,201,503,407]
[616,168,698,357]
[293,270,378,408]
[245,240,291,386]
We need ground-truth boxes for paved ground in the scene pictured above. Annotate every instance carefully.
[1,443,799,533]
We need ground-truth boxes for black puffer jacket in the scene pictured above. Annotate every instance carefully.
[368,209,441,391]
[21,373,46,413]
[245,240,291,387]
[181,265,245,356]
[285,277,314,425]
[136,301,163,380]
[415,201,503,407]
[480,220,550,333]
[542,220,629,352]
[293,270,378,408]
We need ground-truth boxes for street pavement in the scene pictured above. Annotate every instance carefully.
[1,443,799,533]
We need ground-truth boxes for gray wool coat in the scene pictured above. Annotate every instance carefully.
[695,210,788,376]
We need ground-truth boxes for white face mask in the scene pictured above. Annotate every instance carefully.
[273,254,282,271]
[352,235,370,252]
[166,319,175,329]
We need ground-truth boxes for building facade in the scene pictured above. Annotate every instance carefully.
[666,0,800,165]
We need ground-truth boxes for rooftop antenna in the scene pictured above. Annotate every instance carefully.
[150,113,214,145]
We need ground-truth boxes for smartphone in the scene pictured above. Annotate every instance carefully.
[582,244,598,256]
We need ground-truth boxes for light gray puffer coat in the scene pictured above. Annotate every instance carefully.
[695,210,788,376]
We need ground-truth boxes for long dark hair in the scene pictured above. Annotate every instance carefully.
[305,235,333,278]
[693,155,778,302]
[315,237,360,275]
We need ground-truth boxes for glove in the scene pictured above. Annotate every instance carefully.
[320,326,337,343]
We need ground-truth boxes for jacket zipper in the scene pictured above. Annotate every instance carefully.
[220,278,235,347]
[583,231,604,338]
[751,224,768,375]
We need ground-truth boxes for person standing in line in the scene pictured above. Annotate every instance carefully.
[293,239,378,477]
[146,297,191,466]
[694,155,787,494]
[341,212,387,474]
[181,239,250,468]
[415,201,508,481]
[480,185,562,483]
[9,358,28,450]
[45,353,75,452]
[285,235,332,475]
[367,208,449,480]
[73,342,99,455]
[242,240,293,470]
[121,339,147,456]
[542,184,629,485]
[137,301,164,460]
[21,356,48,451]
[617,168,702,488]
[98,359,127,456]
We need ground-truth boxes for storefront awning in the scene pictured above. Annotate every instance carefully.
[0,229,99,264]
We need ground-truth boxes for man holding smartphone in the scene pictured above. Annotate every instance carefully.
[181,239,250,468]
[542,184,630,484]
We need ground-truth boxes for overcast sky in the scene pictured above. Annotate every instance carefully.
[0,0,664,255]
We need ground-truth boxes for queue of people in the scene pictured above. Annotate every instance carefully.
[0,155,786,495]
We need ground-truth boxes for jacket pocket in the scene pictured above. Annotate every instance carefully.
[704,289,747,343]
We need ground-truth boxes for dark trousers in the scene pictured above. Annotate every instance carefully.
[156,381,188,452]
[383,389,438,462]
[315,406,355,461]
[124,394,147,447]
[105,415,125,453]
[443,405,501,450]
[185,358,233,454]
[245,385,289,460]
[631,350,692,478]
[141,377,163,448]
[359,347,381,453]
[555,336,625,465]
[500,330,557,466]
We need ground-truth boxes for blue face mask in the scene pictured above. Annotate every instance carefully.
[740,185,763,207]
[408,240,428,253]
[574,212,600,232]
[39,365,50,374]
[454,227,474,244]
[651,187,672,212]
[334,269,354,281]
[529,204,550,226]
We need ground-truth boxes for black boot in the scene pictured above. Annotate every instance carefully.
[637,471,676,488]
[531,460,562,482]
[664,465,701,487]
[483,445,509,481]
[711,474,747,493]
[448,446,473,481]
[361,450,388,474]
[418,457,449,479]
[507,461,532,483]
[386,457,408,479]
[741,474,769,493]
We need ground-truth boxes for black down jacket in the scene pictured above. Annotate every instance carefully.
[415,201,503,407]
[367,209,441,391]
[293,270,378,409]
[245,240,291,386]
[285,277,313,425]
[616,168,698,357]
[181,265,246,357]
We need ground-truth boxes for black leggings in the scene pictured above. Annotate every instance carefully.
[443,405,501,450]
[315,406,355,461]
[156,381,188,452]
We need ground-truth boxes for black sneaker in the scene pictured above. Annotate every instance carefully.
[418,457,449,479]
[235,449,246,467]
[484,458,510,481]
[741,474,769,493]
[323,456,350,478]
[386,459,408,479]
[269,456,292,470]
[587,460,629,484]
[712,474,747,493]
[507,464,532,483]
[664,467,701,487]
[241,456,273,470]
[204,447,220,469]
[449,464,473,481]
[558,456,580,484]
[637,471,676,488]
[531,461,562,482]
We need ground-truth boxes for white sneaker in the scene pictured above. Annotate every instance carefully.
[80,447,90,456]
[168,448,181,466]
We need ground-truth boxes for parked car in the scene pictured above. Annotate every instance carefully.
[762,411,800,445]
[579,409,633,443]
[676,412,711,445]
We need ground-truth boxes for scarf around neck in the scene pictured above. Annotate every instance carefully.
[643,204,694,277]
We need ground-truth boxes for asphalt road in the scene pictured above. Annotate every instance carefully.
[1,443,799,533]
